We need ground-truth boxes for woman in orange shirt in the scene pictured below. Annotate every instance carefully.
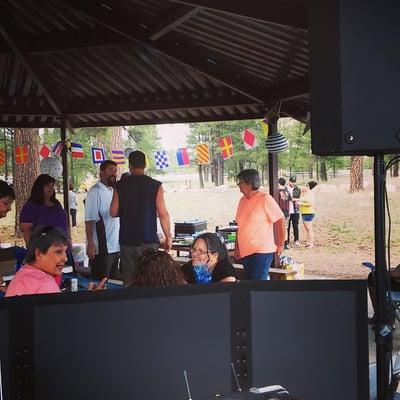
[235,169,286,280]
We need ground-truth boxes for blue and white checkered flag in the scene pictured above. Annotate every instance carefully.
[154,150,169,170]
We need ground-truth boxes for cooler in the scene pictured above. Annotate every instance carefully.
[174,220,207,237]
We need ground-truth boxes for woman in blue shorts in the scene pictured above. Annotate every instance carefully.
[300,181,318,248]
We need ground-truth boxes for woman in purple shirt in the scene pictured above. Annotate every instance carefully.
[20,174,69,244]
[20,174,70,288]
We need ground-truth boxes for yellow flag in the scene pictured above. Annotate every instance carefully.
[260,119,269,137]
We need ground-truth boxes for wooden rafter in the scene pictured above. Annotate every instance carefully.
[171,0,307,30]
[0,3,64,116]
[55,0,309,104]
[149,4,203,41]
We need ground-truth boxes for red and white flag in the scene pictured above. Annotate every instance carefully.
[39,144,51,159]
[241,129,258,150]
[70,143,84,159]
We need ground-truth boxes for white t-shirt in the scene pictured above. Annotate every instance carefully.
[85,181,120,254]
[68,190,77,210]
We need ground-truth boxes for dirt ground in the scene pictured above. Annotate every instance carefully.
[3,171,399,280]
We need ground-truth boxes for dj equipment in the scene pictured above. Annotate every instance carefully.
[309,0,400,155]
[215,385,300,399]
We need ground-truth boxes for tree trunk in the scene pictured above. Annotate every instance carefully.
[109,126,124,179]
[198,164,204,189]
[393,158,399,177]
[14,128,40,238]
[319,159,328,181]
[308,162,313,179]
[219,156,224,185]
[350,156,364,192]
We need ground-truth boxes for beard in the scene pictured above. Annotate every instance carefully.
[108,176,117,187]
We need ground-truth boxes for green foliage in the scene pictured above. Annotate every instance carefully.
[125,125,160,173]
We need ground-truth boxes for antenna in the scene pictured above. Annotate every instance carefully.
[183,370,193,400]
[0,360,3,400]
[230,362,242,392]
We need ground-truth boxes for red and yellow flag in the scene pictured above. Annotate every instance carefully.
[218,135,234,160]
[0,149,5,166]
[15,145,28,164]
[196,143,210,164]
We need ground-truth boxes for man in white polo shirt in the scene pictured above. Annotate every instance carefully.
[85,160,120,280]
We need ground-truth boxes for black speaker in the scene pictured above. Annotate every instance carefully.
[309,0,400,156]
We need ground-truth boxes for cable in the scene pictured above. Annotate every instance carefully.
[384,155,400,393]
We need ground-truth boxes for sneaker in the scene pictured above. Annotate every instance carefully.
[284,243,290,250]
[294,241,301,246]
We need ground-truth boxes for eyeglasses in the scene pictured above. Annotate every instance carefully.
[236,180,244,186]
[190,248,209,256]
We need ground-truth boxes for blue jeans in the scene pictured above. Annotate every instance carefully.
[242,253,274,280]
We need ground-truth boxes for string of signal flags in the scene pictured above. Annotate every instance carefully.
[5,120,276,168]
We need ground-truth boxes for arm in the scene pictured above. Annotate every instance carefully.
[234,237,240,259]
[274,217,286,255]
[156,185,172,251]
[220,276,237,283]
[20,223,34,246]
[109,190,119,217]
[85,220,97,259]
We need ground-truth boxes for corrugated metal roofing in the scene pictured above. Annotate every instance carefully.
[0,0,309,128]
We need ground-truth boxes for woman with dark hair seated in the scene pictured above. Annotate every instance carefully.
[130,249,185,287]
[6,226,69,296]
[182,232,239,284]
[6,226,106,296]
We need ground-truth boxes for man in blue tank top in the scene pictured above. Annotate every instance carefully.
[110,151,172,284]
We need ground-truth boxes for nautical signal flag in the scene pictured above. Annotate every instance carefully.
[176,148,190,166]
[154,150,169,170]
[241,129,258,150]
[15,145,28,164]
[0,149,5,166]
[196,143,210,164]
[111,149,124,165]
[91,147,105,164]
[70,143,84,159]
[39,144,51,159]
[52,141,64,157]
[260,119,269,137]
[218,135,234,160]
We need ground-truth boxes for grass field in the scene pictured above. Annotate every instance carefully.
[2,170,399,280]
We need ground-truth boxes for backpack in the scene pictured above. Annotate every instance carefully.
[278,188,291,218]
[292,185,301,199]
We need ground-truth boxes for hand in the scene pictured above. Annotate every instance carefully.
[163,235,172,251]
[234,247,241,260]
[276,244,284,256]
[88,277,107,291]
[86,241,97,260]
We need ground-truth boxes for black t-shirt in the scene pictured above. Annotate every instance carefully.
[115,175,161,246]
[182,259,239,284]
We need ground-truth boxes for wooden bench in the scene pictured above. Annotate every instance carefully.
[233,264,297,280]
[174,258,297,281]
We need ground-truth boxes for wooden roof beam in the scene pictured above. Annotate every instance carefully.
[0,5,63,116]
[149,4,203,41]
[64,94,261,116]
[56,0,308,104]
[0,2,76,130]
[171,0,307,30]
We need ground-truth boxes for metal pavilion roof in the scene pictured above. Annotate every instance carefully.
[0,0,309,128]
